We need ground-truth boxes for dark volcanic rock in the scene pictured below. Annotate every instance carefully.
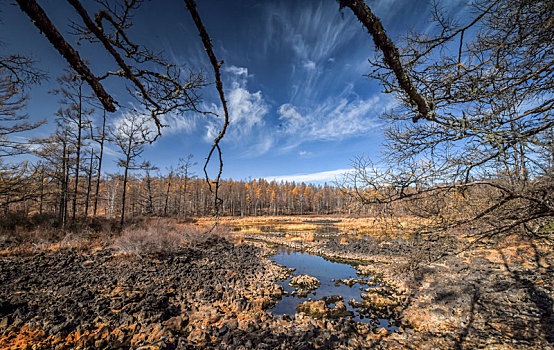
[0,237,277,348]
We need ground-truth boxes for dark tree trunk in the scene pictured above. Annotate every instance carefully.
[120,162,129,226]
[145,171,154,215]
[84,149,94,216]
[120,137,132,226]
[71,83,83,222]
[38,169,44,215]
[339,0,431,122]
[182,176,189,219]
[164,173,172,216]
[59,139,68,226]
[93,109,106,216]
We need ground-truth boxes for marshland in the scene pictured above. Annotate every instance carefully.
[1,0,553,349]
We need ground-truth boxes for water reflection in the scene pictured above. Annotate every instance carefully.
[269,247,398,330]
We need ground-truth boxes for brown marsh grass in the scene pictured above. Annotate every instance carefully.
[214,215,427,238]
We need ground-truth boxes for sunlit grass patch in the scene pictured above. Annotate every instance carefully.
[197,215,439,240]
[285,232,315,242]
[278,223,319,231]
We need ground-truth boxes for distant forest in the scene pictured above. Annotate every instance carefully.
[4,173,353,220]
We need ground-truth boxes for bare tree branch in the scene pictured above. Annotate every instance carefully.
[66,0,165,134]
[15,0,117,112]
[339,0,432,122]
[184,0,230,214]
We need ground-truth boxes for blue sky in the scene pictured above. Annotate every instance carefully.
[1,0,469,183]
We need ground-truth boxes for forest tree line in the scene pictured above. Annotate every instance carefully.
[3,168,355,222]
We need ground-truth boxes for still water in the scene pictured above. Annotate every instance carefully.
[269,247,398,330]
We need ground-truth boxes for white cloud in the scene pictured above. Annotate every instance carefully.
[303,59,316,71]
[111,107,200,141]
[224,65,249,77]
[204,122,220,142]
[102,145,119,157]
[159,113,198,134]
[227,84,267,130]
[263,2,360,102]
[299,150,312,156]
[265,168,353,184]
[202,66,272,155]
[111,111,150,133]
[278,90,390,148]
[278,103,304,131]
[276,2,357,63]
[239,135,274,158]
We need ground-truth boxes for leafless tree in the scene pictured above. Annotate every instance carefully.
[341,0,554,239]
[0,54,45,88]
[0,62,45,213]
[184,0,230,215]
[52,70,94,221]
[83,124,95,217]
[0,68,44,159]
[163,167,174,217]
[112,112,151,225]
[141,161,158,216]
[104,173,120,218]
[35,123,74,227]
[92,109,107,216]
[12,0,234,215]
[177,154,196,219]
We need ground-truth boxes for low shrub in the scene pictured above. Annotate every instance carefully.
[112,218,229,256]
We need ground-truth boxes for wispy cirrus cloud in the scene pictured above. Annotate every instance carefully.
[264,2,358,62]
[262,1,360,103]
[111,106,201,138]
[265,168,353,184]
[159,113,199,134]
[247,1,393,154]
[277,86,393,149]
[155,2,400,160]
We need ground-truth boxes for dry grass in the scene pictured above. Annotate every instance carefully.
[113,220,183,255]
[113,218,228,256]
[0,212,122,250]
[0,213,230,257]
[0,213,118,255]
[282,223,319,231]
[284,232,315,242]
[213,215,426,238]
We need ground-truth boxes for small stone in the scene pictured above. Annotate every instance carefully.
[289,275,320,291]
[0,316,9,328]
[218,325,228,335]
[163,316,184,331]
[225,319,238,331]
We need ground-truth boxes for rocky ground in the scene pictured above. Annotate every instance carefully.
[1,221,553,349]
[244,230,554,349]
[0,234,396,349]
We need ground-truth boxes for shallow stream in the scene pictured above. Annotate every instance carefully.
[269,246,398,330]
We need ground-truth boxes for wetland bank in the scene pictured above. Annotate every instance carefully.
[1,216,552,349]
